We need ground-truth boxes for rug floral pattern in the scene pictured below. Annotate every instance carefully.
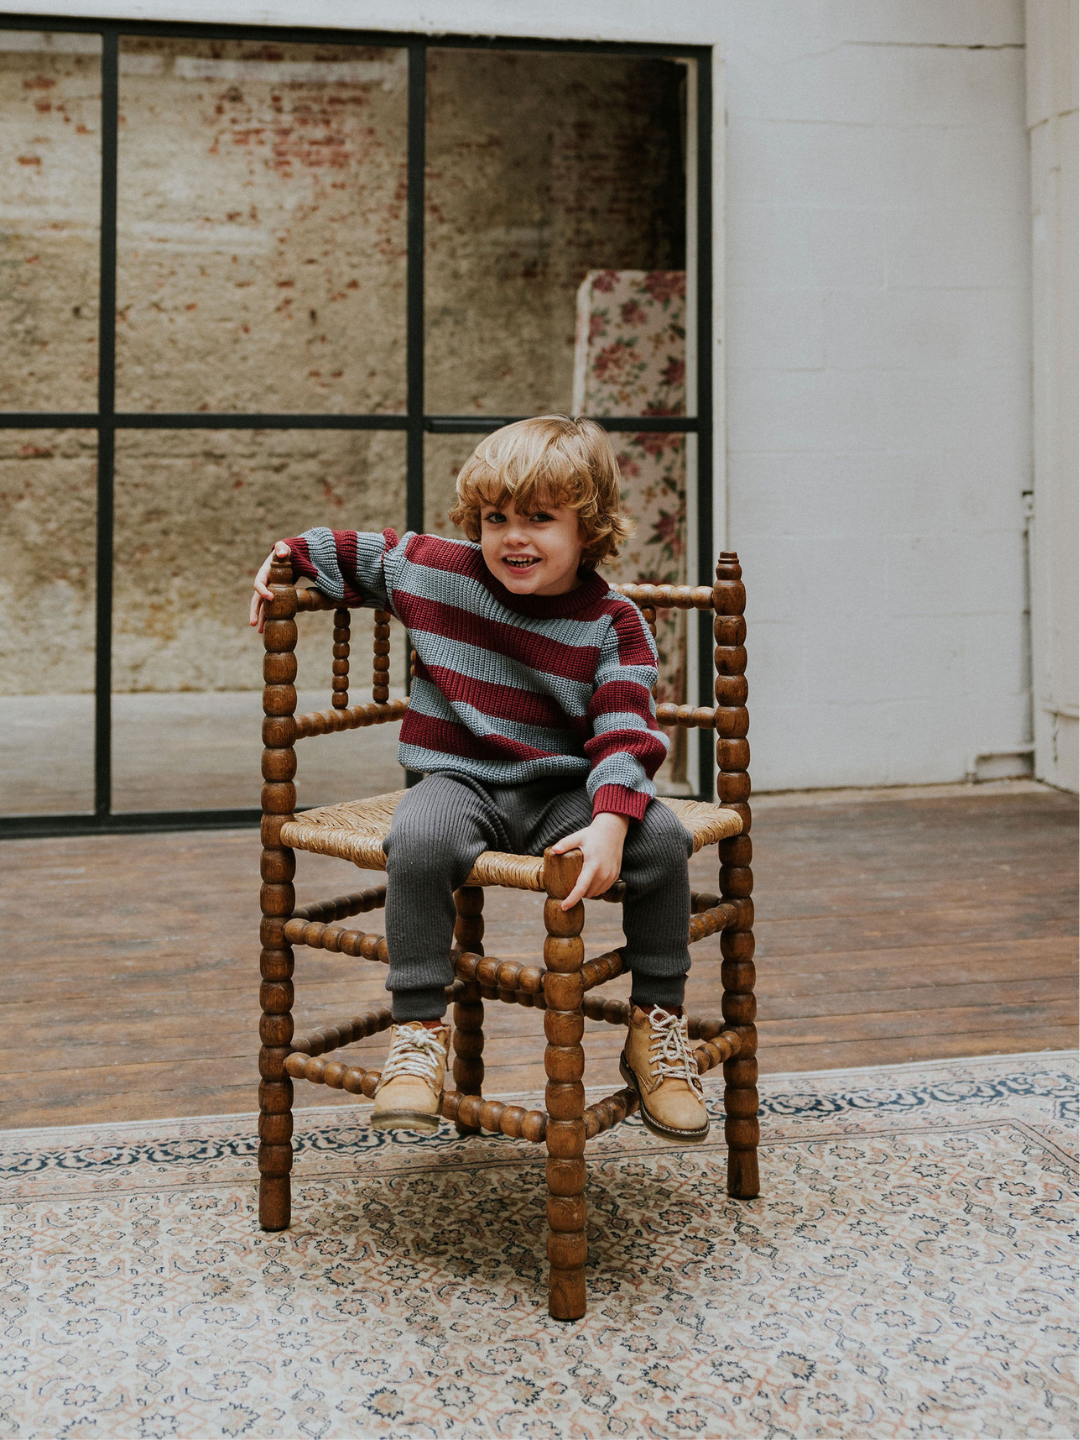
[1,1053,1076,1438]
[574,269,690,788]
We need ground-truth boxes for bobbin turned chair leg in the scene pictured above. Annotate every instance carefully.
[713,552,760,1199]
[453,885,486,1136]
[259,550,300,1230]
[543,848,588,1321]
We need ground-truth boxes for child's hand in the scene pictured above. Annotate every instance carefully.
[551,812,630,910]
[249,540,291,634]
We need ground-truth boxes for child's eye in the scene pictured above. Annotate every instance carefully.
[531,512,553,523]
[483,511,505,524]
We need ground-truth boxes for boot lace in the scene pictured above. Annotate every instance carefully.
[647,1007,704,1097]
[376,1026,447,1092]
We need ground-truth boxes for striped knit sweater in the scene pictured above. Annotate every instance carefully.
[285,527,668,820]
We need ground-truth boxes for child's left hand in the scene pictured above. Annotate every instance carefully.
[551,812,630,910]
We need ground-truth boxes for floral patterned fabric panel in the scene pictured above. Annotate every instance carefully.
[573,269,688,788]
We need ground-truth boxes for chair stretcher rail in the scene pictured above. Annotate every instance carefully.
[294,697,408,739]
[613,583,716,610]
[289,1006,395,1057]
[283,917,389,961]
[291,886,387,923]
[654,703,719,729]
[284,905,738,984]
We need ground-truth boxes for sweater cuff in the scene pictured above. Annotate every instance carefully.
[283,538,319,585]
[592,784,650,822]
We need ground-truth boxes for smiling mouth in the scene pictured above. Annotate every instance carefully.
[503,556,540,570]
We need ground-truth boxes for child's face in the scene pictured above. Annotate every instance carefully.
[479,496,585,597]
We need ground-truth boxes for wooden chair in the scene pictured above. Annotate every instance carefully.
[256,549,758,1321]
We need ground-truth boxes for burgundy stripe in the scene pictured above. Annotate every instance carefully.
[592,784,650,821]
[417,660,575,732]
[394,593,601,683]
[332,529,358,581]
[404,532,486,580]
[285,536,316,582]
[589,679,661,730]
[400,710,552,764]
[602,602,657,667]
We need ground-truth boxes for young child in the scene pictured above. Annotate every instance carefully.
[250,415,707,1143]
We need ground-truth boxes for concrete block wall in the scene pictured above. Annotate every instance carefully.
[719,1,1033,790]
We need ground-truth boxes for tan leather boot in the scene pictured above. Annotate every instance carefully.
[371,1022,451,1134]
[620,1003,709,1143]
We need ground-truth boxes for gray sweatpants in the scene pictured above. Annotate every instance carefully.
[382,773,693,1020]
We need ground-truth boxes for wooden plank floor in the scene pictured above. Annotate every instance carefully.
[1,782,1075,1130]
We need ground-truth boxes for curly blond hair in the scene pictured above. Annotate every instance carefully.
[449,415,632,570]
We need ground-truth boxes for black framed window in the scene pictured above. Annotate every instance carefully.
[0,18,712,839]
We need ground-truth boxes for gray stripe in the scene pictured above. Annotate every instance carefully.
[592,661,659,695]
[587,751,655,799]
[352,531,392,608]
[592,709,668,745]
[303,527,346,601]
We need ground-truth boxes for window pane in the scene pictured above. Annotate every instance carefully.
[115,39,408,415]
[0,430,97,814]
[112,429,406,812]
[0,31,101,412]
[425,50,687,416]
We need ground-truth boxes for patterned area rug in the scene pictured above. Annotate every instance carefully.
[2,1053,1076,1439]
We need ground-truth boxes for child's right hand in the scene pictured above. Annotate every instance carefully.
[249,540,291,633]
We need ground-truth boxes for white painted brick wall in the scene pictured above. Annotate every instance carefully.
[720,2,1032,789]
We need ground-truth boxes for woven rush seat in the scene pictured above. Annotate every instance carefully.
[280,790,744,889]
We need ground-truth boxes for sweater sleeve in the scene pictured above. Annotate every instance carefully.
[283,527,400,610]
[583,603,669,820]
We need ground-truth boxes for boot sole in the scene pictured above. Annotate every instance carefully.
[370,1093,444,1135]
[619,1057,709,1144]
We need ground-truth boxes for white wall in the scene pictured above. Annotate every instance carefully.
[1026,0,1079,793]
[1,0,1040,793]
[721,3,1033,790]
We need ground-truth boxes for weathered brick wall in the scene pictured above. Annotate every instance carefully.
[0,35,684,694]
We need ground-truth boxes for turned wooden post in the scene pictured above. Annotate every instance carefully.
[372,609,391,704]
[332,607,350,709]
[453,884,485,1136]
[543,847,587,1321]
[713,551,760,1200]
[259,550,299,1231]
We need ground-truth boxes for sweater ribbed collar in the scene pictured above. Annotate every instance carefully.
[477,565,609,619]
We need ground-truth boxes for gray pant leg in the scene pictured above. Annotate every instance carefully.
[618,802,693,1008]
[382,775,502,1020]
[525,788,693,1009]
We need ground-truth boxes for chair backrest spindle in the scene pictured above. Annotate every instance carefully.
[372,610,391,703]
[331,608,351,709]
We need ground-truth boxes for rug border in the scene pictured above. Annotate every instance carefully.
[1,1048,1075,1148]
